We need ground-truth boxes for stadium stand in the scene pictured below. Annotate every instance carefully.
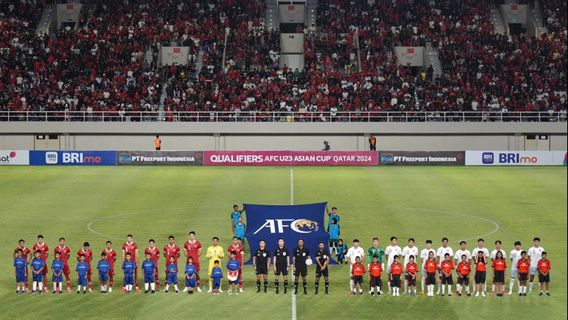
[0,0,566,122]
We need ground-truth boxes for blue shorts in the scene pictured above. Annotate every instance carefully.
[212,278,221,289]
[16,271,26,283]
[77,275,87,286]
[144,274,155,283]
[52,274,63,283]
[32,273,43,282]
[530,267,538,275]
[167,274,177,285]
[185,278,196,288]
[99,272,109,282]
[124,274,134,285]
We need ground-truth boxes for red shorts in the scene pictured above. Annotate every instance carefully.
[42,262,48,275]
[108,268,115,277]
[63,264,70,276]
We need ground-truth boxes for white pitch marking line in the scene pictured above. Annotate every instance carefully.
[85,205,225,240]
[290,167,297,320]
[86,213,136,240]
[394,206,501,242]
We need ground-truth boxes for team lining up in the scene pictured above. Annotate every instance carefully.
[12,233,552,297]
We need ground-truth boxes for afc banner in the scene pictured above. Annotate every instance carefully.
[204,151,378,166]
[243,202,336,265]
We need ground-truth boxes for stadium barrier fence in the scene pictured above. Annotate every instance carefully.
[0,110,566,123]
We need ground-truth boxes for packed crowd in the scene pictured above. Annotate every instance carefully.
[0,0,566,119]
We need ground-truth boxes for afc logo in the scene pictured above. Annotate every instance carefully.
[253,219,319,235]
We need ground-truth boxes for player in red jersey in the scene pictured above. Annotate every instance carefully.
[351,256,366,295]
[103,241,117,292]
[77,242,94,291]
[54,237,72,292]
[368,256,383,296]
[228,236,245,292]
[145,239,161,289]
[14,239,31,292]
[390,256,403,296]
[32,235,49,292]
[474,251,487,296]
[163,235,181,290]
[122,234,140,290]
[456,254,472,296]
[424,251,437,296]
[183,231,202,292]
[405,255,418,296]
[491,251,507,296]
[440,253,455,296]
[537,252,551,296]
[516,251,530,296]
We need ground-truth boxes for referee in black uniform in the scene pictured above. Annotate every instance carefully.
[273,238,290,294]
[253,240,271,293]
[293,239,310,295]
[315,242,330,294]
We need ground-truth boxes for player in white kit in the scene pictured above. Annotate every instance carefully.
[508,241,523,295]
[401,238,418,295]
[527,237,544,294]
[384,236,401,295]
[436,238,453,295]
[345,239,365,293]
[420,240,435,295]
[471,238,490,294]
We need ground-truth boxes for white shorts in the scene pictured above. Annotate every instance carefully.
[530,267,538,275]
[386,263,392,273]
[510,269,518,278]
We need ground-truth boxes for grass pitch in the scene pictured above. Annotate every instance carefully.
[0,166,566,320]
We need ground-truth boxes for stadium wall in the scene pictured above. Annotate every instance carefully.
[0,122,566,151]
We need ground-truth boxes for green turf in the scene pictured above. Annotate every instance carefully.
[0,167,566,320]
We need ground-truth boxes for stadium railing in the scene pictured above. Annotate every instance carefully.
[0,111,565,123]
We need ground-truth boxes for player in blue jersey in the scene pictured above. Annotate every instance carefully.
[184,256,198,294]
[31,250,45,294]
[230,205,244,235]
[76,254,89,294]
[14,249,28,294]
[328,218,340,255]
[234,217,246,240]
[227,251,241,295]
[51,252,64,294]
[336,239,348,264]
[164,255,179,293]
[122,253,136,293]
[142,253,157,294]
[97,252,111,293]
[326,206,341,232]
[211,260,223,295]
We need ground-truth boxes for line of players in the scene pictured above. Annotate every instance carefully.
[13,233,552,297]
[337,236,551,297]
[13,232,212,294]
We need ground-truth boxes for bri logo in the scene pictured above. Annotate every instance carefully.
[45,152,58,164]
[481,152,494,164]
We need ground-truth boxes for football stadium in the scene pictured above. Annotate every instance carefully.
[0,1,566,320]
